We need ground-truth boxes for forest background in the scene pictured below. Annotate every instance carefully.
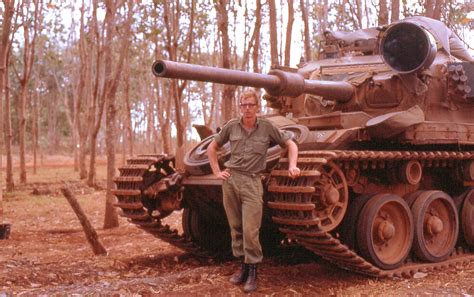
[0,0,472,226]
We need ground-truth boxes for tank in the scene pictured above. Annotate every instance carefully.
[113,16,474,277]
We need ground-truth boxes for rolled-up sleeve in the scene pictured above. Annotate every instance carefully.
[269,125,291,148]
[213,123,231,147]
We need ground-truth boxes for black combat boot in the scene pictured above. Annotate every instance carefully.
[229,263,248,285]
[243,264,257,293]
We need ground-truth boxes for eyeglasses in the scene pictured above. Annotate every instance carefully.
[240,103,257,109]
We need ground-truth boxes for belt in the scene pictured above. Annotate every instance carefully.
[229,169,261,178]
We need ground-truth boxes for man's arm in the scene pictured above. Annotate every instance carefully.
[285,139,300,178]
[207,140,230,180]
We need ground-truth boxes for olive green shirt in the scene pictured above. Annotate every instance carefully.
[214,117,290,174]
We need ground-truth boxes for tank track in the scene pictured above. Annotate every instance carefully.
[112,155,212,257]
[268,150,474,277]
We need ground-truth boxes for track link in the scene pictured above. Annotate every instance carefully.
[112,155,211,257]
[268,150,474,277]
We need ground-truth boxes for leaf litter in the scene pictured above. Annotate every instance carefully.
[1,164,474,295]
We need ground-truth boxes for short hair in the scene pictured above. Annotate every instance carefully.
[240,89,259,105]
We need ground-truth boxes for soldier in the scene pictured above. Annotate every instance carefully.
[207,90,300,292]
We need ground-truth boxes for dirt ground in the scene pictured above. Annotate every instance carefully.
[1,160,474,295]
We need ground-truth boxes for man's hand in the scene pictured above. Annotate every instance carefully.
[208,140,230,180]
[288,166,300,178]
[285,139,300,179]
[215,168,231,180]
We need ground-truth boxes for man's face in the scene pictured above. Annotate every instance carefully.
[240,95,258,120]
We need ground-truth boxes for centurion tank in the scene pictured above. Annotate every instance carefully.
[113,16,474,277]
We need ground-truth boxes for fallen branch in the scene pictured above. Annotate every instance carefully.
[60,186,107,255]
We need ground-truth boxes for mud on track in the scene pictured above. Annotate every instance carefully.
[1,178,474,295]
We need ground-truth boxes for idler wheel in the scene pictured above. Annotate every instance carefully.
[411,191,459,262]
[357,194,413,270]
[312,161,349,232]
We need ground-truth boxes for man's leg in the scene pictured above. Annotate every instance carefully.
[241,176,263,292]
[222,177,244,258]
[241,176,263,264]
[223,176,249,285]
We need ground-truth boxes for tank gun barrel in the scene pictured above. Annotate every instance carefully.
[153,60,354,102]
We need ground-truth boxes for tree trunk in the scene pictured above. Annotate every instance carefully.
[424,0,434,18]
[215,0,236,122]
[146,95,154,148]
[316,0,329,35]
[432,0,444,20]
[284,0,294,67]
[154,81,172,154]
[103,0,134,229]
[0,0,14,191]
[103,0,120,229]
[391,0,400,22]
[76,0,90,180]
[268,0,279,66]
[32,75,39,174]
[123,57,133,157]
[378,0,389,26]
[4,53,13,192]
[16,0,41,184]
[300,0,311,62]
[87,0,104,187]
[47,93,58,154]
[162,0,196,147]
[19,86,27,183]
[252,0,262,73]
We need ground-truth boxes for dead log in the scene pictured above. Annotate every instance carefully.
[60,186,107,255]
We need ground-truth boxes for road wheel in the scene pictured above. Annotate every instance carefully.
[461,189,474,247]
[182,207,231,254]
[357,193,413,270]
[411,191,459,262]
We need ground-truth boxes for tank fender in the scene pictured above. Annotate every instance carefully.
[365,105,425,138]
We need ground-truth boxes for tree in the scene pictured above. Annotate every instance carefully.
[284,0,294,67]
[378,0,389,26]
[103,0,134,229]
[215,0,235,122]
[300,0,311,62]
[122,54,134,158]
[0,0,16,191]
[424,0,444,20]
[14,0,42,184]
[32,39,44,174]
[163,0,197,147]
[391,0,400,22]
[75,0,91,180]
[252,0,262,73]
[268,0,279,66]
[87,0,106,187]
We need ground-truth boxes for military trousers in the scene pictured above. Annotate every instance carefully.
[222,171,264,264]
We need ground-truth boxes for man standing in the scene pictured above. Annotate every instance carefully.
[207,90,300,293]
